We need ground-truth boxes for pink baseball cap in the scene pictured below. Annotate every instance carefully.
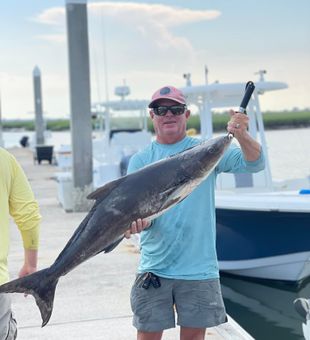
[148,86,186,108]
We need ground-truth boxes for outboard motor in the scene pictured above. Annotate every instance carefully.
[294,298,310,340]
[20,136,29,148]
[120,154,134,176]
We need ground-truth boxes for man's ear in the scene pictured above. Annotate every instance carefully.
[149,109,155,119]
[185,110,191,119]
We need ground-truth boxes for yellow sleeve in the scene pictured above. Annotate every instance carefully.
[9,156,41,250]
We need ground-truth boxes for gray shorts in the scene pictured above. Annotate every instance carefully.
[0,294,17,340]
[130,274,227,332]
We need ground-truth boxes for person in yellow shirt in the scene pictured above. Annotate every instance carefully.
[0,148,41,340]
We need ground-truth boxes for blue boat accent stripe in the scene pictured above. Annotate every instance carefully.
[216,209,310,261]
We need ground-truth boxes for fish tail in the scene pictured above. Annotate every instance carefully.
[0,268,58,327]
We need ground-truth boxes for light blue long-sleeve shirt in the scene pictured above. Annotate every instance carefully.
[127,136,265,280]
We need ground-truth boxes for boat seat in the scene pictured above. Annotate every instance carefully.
[110,131,152,156]
[216,170,269,190]
[234,173,253,188]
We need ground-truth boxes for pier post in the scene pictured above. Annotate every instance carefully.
[66,0,93,211]
[33,66,45,145]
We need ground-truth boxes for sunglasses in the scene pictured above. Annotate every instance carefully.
[153,105,186,116]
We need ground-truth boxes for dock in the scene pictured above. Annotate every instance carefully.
[7,147,254,340]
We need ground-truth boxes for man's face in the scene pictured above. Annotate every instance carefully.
[150,99,190,143]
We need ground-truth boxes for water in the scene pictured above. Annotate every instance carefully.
[263,128,310,182]
[3,128,310,181]
[221,274,310,340]
[2,128,310,339]
[2,130,71,150]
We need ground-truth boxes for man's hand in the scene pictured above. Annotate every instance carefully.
[227,109,262,162]
[124,218,151,239]
[19,263,37,278]
[19,249,38,297]
[226,109,249,137]
[19,249,38,278]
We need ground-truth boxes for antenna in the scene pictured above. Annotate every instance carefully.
[114,79,130,101]
[183,73,192,87]
[205,65,209,84]
[255,70,267,82]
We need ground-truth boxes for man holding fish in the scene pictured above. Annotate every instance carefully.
[0,84,264,337]
[126,85,264,340]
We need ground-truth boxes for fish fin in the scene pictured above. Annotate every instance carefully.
[87,177,126,201]
[0,268,58,327]
[101,235,125,253]
[158,181,190,212]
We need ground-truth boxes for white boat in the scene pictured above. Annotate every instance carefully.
[215,189,310,282]
[181,69,310,283]
[55,84,152,211]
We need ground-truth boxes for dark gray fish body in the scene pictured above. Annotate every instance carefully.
[0,134,232,326]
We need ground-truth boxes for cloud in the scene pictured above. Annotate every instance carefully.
[31,7,65,26]
[29,2,222,113]
[34,2,220,26]
[32,2,221,51]
[89,2,220,27]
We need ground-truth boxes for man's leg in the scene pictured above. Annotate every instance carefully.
[180,327,206,340]
[137,330,163,340]
[137,326,206,339]
[174,278,227,334]
[131,275,175,339]
[0,294,17,340]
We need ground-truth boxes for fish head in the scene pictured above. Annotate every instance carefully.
[152,134,233,213]
[184,134,233,180]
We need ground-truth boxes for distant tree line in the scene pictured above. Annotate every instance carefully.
[2,110,310,133]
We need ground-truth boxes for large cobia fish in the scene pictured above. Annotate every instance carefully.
[0,133,233,326]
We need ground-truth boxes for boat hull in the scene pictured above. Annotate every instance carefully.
[219,251,310,282]
[216,208,310,282]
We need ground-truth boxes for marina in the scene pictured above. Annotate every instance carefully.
[1,1,309,339]
[3,127,310,338]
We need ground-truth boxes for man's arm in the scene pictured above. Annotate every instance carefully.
[9,155,41,277]
[227,110,262,161]
[19,249,38,278]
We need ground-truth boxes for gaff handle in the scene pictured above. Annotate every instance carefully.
[238,81,255,114]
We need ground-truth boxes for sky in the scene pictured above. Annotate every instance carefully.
[0,0,309,119]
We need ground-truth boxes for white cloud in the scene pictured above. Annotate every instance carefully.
[32,2,220,51]
[26,2,221,117]
[31,7,65,26]
[89,2,220,27]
